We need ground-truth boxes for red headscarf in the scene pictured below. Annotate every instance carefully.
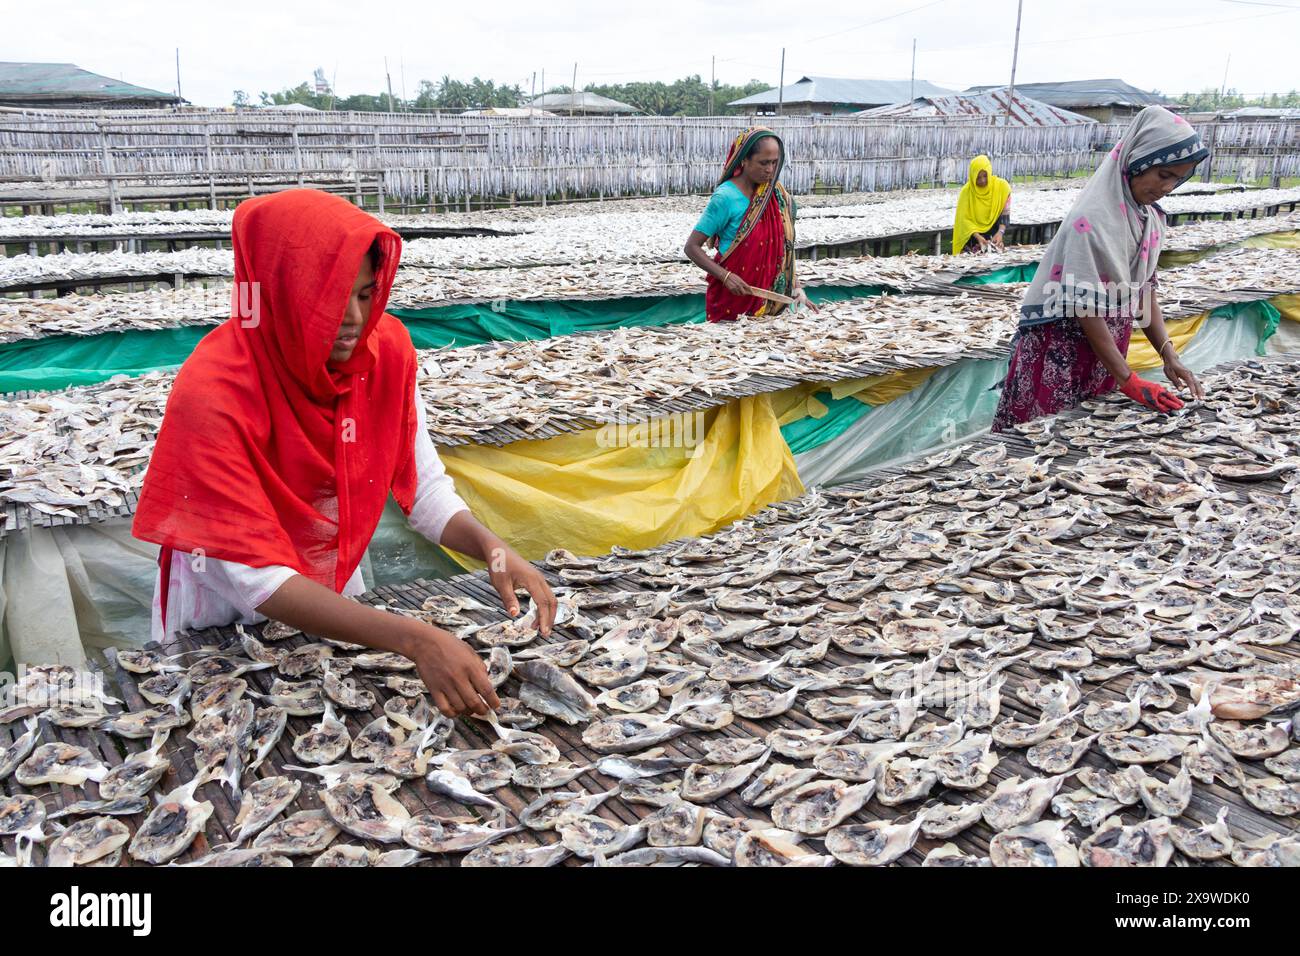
[133,189,420,592]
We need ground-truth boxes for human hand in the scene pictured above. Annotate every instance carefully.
[722,271,753,297]
[486,543,557,637]
[794,287,819,313]
[1162,354,1204,400]
[405,622,501,718]
[1120,371,1184,413]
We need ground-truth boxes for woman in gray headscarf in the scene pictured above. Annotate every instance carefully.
[992,106,1209,432]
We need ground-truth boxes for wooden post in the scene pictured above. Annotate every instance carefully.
[1201,123,1217,183]
[374,129,384,214]
[205,127,216,210]
[99,122,120,215]
[292,126,304,187]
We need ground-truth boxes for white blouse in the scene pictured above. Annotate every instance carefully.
[149,384,469,642]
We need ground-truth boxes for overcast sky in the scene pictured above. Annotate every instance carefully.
[6,0,1299,106]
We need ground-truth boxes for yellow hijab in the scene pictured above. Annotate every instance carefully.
[953,155,1011,254]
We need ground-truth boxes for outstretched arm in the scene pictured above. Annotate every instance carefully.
[1138,288,1204,399]
[257,574,500,718]
[685,230,752,296]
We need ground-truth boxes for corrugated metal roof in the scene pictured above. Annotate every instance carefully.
[730,76,954,108]
[0,62,181,103]
[1220,106,1300,120]
[460,107,557,117]
[525,92,638,113]
[964,79,1170,110]
[856,88,1096,126]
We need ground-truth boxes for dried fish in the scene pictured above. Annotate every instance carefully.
[252,809,341,857]
[49,816,132,867]
[770,779,877,835]
[556,813,646,858]
[323,780,412,843]
[128,773,215,864]
[988,820,1080,867]
[16,742,108,787]
[291,701,351,765]
[229,776,301,845]
[826,816,923,866]
[1081,816,1173,867]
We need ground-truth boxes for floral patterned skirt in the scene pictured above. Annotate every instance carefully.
[991,313,1133,433]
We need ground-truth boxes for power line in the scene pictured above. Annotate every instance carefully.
[798,0,949,46]
[1217,0,1300,8]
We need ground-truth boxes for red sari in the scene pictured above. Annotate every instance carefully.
[132,190,420,598]
[704,128,797,323]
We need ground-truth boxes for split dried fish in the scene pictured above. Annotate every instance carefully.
[252,808,340,856]
[229,776,301,845]
[770,779,877,835]
[48,816,131,867]
[128,773,215,864]
[322,780,412,844]
[988,820,1080,867]
[1081,816,1173,868]
[15,742,108,787]
[826,816,923,866]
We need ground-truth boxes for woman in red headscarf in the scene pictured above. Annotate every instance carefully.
[684,127,813,322]
[132,189,556,718]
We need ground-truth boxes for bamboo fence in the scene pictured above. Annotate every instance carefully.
[1,108,1297,207]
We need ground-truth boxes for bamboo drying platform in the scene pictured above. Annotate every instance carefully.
[4,195,1297,297]
[0,276,1296,537]
[2,353,1297,866]
[0,223,526,259]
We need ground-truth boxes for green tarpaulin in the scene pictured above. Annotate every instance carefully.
[779,391,873,454]
[778,297,1284,462]
[956,263,1040,285]
[0,284,891,393]
[0,326,212,392]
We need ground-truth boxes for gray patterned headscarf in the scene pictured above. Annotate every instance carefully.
[1019,106,1208,328]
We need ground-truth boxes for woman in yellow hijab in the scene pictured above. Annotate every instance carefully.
[953,155,1012,254]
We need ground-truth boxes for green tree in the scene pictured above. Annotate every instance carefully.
[1174,88,1300,111]
[576,76,770,116]
[237,73,771,114]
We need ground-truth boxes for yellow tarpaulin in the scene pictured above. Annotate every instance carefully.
[768,367,941,427]
[439,394,804,563]
[1273,294,1300,323]
[1127,310,1212,371]
[1159,230,1300,267]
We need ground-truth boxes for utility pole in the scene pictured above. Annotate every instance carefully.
[1008,0,1023,116]
[910,39,916,101]
[1219,54,1232,105]
[571,62,578,117]
[384,57,395,112]
[175,48,182,100]
[530,72,536,113]
[710,55,715,116]
[777,48,785,116]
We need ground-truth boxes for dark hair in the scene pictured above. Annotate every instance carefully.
[367,238,384,271]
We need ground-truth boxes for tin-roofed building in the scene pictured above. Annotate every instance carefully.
[0,62,183,110]
[525,92,638,115]
[964,79,1173,123]
[857,88,1096,126]
[729,76,955,116]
